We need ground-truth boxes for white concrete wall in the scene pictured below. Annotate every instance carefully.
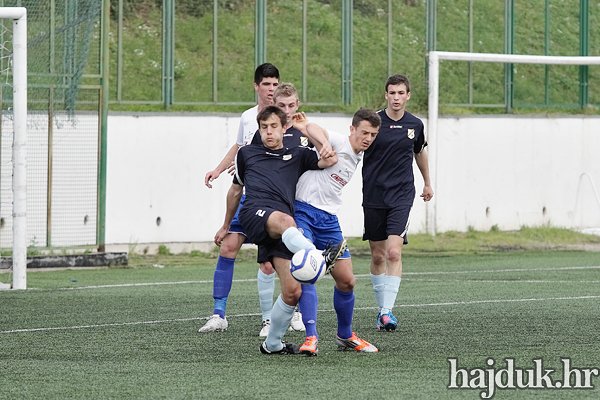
[106,113,600,252]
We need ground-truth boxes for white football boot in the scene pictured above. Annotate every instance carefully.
[198,314,228,333]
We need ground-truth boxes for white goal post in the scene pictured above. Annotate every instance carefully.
[426,51,600,236]
[0,7,27,289]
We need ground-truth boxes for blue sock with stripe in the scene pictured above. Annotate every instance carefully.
[334,286,354,339]
[298,283,318,339]
[212,256,235,318]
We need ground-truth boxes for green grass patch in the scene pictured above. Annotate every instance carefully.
[1,249,600,398]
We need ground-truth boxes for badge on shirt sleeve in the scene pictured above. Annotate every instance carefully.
[300,136,308,147]
[407,129,415,139]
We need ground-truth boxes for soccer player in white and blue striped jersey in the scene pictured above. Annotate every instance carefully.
[291,109,381,355]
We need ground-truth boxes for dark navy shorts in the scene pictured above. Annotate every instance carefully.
[362,205,411,243]
[238,204,294,263]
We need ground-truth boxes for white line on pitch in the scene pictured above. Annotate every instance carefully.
[2,295,599,334]
[33,265,599,291]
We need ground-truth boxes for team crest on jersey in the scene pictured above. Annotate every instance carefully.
[300,136,309,147]
[407,129,415,139]
[283,154,292,160]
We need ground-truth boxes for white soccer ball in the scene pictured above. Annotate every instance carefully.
[290,249,326,285]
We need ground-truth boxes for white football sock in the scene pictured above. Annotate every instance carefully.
[370,273,386,312]
[265,295,295,352]
[381,275,401,315]
[257,269,275,321]
[281,227,316,253]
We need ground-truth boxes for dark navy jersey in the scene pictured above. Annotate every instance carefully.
[251,126,314,148]
[362,109,427,208]
[234,145,321,215]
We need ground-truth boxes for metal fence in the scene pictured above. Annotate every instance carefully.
[109,0,599,112]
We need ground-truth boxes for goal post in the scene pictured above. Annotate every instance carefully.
[0,7,27,290]
[426,51,600,236]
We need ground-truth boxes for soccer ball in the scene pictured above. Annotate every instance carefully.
[290,249,326,285]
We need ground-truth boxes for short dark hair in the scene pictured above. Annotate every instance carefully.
[257,105,287,127]
[352,108,381,128]
[254,63,280,85]
[385,74,410,93]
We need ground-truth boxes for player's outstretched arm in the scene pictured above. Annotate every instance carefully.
[317,152,337,169]
[205,143,239,188]
[291,112,334,159]
[415,149,434,202]
[214,183,243,246]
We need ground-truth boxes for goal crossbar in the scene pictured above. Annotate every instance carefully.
[426,51,600,236]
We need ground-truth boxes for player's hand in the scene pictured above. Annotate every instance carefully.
[319,141,335,159]
[420,184,434,202]
[226,161,236,176]
[205,169,221,188]
[214,227,228,246]
[291,112,308,132]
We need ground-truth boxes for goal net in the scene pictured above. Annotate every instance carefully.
[0,1,103,290]
[426,51,600,236]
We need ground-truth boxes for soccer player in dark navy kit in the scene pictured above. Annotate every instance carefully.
[200,63,279,334]
[362,75,434,331]
[223,106,344,354]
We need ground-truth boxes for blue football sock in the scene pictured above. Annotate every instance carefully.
[298,284,318,339]
[281,227,316,253]
[370,273,386,313]
[381,276,401,315]
[265,295,295,352]
[257,269,275,321]
[212,256,235,318]
[334,286,354,339]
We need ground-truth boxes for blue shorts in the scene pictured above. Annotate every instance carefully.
[294,201,351,259]
[229,194,251,244]
[362,205,411,243]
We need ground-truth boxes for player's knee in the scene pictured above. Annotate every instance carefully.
[219,238,240,258]
[387,248,401,263]
[279,213,296,229]
[371,251,386,266]
[336,275,355,292]
[260,262,275,274]
[281,284,302,305]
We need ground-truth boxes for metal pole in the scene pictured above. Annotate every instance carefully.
[117,0,123,102]
[427,51,439,236]
[387,0,392,77]
[212,0,218,103]
[341,0,352,105]
[302,0,307,103]
[11,7,28,289]
[255,0,266,67]
[579,0,589,108]
[97,0,110,252]
[504,0,514,113]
